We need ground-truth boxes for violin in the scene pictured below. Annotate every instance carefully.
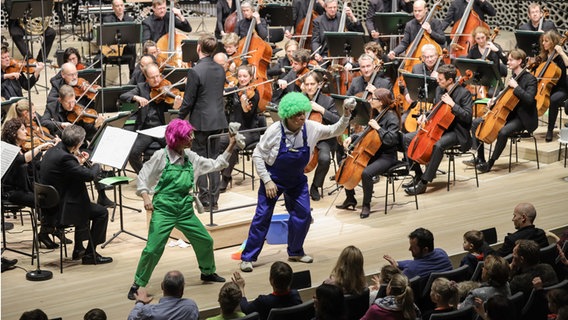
[76,63,86,71]
[5,58,37,74]
[67,104,99,124]
[150,78,184,104]
[73,78,101,101]
[238,87,256,112]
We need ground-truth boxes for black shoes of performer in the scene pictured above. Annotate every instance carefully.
[360,204,371,219]
[72,248,86,260]
[201,273,226,283]
[545,130,553,142]
[220,176,232,193]
[38,233,59,249]
[1,257,17,273]
[404,180,427,195]
[82,253,113,265]
[54,231,73,245]
[402,175,421,189]
[97,195,116,208]
[462,158,481,167]
[336,196,357,210]
[477,161,493,173]
[203,202,219,211]
[310,185,321,201]
[127,283,140,300]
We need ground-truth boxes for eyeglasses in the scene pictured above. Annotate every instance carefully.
[63,72,78,77]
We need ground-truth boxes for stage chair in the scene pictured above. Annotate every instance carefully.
[290,270,311,290]
[375,160,419,214]
[480,227,498,245]
[421,265,471,300]
[444,145,479,191]
[470,261,484,282]
[508,130,539,172]
[558,128,568,167]
[266,300,315,320]
[1,200,35,259]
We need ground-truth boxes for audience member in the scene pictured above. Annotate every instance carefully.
[128,270,199,320]
[233,261,302,320]
[460,230,496,279]
[313,283,346,320]
[547,289,568,320]
[369,264,401,303]
[384,227,453,279]
[460,255,511,309]
[324,245,367,295]
[422,277,459,319]
[361,273,421,320]
[84,308,107,320]
[497,203,549,257]
[206,282,245,320]
[473,294,515,320]
[510,239,558,296]
[558,306,568,320]
[19,309,48,320]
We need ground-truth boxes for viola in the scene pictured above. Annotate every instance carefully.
[73,78,101,101]
[150,78,184,104]
[67,104,99,124]
[5,58,37,74]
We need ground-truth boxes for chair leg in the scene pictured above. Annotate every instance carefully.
[384,177,389,215]
[508,137,514,173]
[533,136,539,169]
[472,153,479,188]
[447,155,452,191]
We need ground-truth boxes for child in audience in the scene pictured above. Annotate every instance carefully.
[460,230,495,279]
[233,261,302,320]
[324,245,367,295]
[361,273,421,320]
[84,308,107,320]
[473,294,515,320]
[547,289,568,320]
[207,282,245,320]
[422,277,459,319]
[369,264,401,303]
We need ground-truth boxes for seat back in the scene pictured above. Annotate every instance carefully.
[422,265,471,298]
[539,243,558,267]
[290,270,311,290]
[344,287,370,320]
[481,227,498,244]
[236,312,260,320]
[470,261,484,282]
[429,305,475,320]
[266,300,315,320]
[34,183,60,209]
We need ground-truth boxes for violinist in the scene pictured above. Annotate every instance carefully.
[4,99,60,151]
[311,0,364,63]
[179,34,228,210]
[365,0,413,43]
[441,0,496,30]
[336,88,400,218]
[346,54,392,96]
[467,49,538,173]
[540,31,568,142]
[219,65,262,192]
[387,0,445,61]
[302,71,340,201]
[50,47,85,88]
[466,26,507,77]
[143,40,161,60]
[1,46,45,100]
[120,63,182,173]
[47,63,92,107]
[221,33,239,73]
[102,0,136,75]
[274,49,311,102]
[142,0,192,43]
[129,54,157,85]
[518,3,557,32]
[234,1,268,41]
[403,64,473,195]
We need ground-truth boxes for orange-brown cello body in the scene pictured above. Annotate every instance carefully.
[534,60,561,116]
[475,85,520,144]
[304,89,324,173]
[295,10,318,50]
[448,0,488,59]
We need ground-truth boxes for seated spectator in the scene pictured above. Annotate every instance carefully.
[473,294,515,320]
[422,277,459,319]
[313,283,346,320]
[558,306,568,320]
[460,230,495,278]
[369,264,401,303]
[324,245,367,295]
[233,261,302,320]
[19,309,48,320]
[497,203,549,257]
[460,255,511,309]
[383,227,453,279]
[206,282,245,320]
[84,308,106,320]
[128,270,199,320]
[547,289,568,320]
[361,273,421,320]
[510,239,558,296]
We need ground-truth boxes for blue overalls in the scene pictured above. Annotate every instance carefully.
[241,123,312,262]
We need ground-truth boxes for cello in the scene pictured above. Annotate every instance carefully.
[157,1,190,68]
[295,0,318,49]
[304,85,324,173]
[533,31,567,116]
[224,0,243,34]
[448,0,489,59]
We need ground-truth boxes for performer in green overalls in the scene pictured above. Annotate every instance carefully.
[127,119,236,300]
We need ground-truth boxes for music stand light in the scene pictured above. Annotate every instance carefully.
[325,32,366,58]
[181,39,199,64]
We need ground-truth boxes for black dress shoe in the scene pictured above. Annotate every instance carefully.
[545,131,553,142]
[220,176,232,193]
[476,161,492,173]
[336,197,357,210]
[38,233,59,249]
[127,283,140,300]
[404,181,427,195]
[203,203,219,211]
[72,248,86,260]
[82,253,113,265]
[201,273,226,282]
[402,176,421,189]
[462,158,480,167]
[310,185,321,201]
[1,257,18,267]
[360,205,371,219]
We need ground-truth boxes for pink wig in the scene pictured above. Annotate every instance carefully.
[165,119,194,150]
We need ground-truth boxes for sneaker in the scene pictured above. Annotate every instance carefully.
[200,273,226,282]
[240,261,253,272]
[288,255,314,263]
[127,283,140,300]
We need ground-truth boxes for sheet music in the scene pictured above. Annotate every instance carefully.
[137,125,167,139]
[91,127,138,169]
[1,142,21,179]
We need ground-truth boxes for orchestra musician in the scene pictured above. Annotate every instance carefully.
[387,0,445,61]
[274,49,312,102]
[129,54,157,85]
[120,63,182,174]
[336,88,401,218]
[518,3,557,32]
[50,47,84,88]
[4,0,56,63]
[302,71,340,201]
[366,0,413,43]
[47,62,91,108]
[219,65,262,192]
[403,64,473,195]
[346,54,392,96]
[102,0,136,76]
[268,40,298,78]
[291,0,325,31]
[215,0,236,39]
[4,99,60,150]
[540,30,568,142]
[468,49,538,173]
[234,1,268,41]
[441,0,496,30]
[311,0,364,63]
[1,46,45,100]
[143,40,160,59]
[221,33,239,74]
[178,34,228,211]
[467,27,507,77]
[142,0,192,43]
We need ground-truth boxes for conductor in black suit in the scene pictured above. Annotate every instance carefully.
[179,34,228,210]
[40,125,112,265]
[142,0,192,42]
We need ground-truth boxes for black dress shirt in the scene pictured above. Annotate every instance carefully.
[392,18,446,56]
[142,13,192,42]
[235,18,268,41]
[507,70,538,133]
[119,82,170,131]
[346,74,393,96]
[434,83,473,151]
[518,20,557,32]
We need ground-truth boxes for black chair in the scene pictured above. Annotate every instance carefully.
[521,288,547,320]
[344,287,370,320]
[235,312,260,320]
[266,300,315,320]
[508,130,539,172]
[503,253,513,263]
[443,145,479,191]
[267,27,285,55]
[429,305,475,320]
[480,227,497,245]
[509,291,525,313]
[1,200,35,258]
[539,243,558,267]
[470,261,484,282]
[376,160,419,214]
[421,265,471,299]
[545,279,568,292]
[290,270,311,290]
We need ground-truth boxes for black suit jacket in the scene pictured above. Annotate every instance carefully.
[119,82,170,131]
[40,142,101,226]
[392,18,446,56]
[42,101,97,139]
[434,84,473,151]
[346,74,392,96]
[142,14,192,42]
[509,70,538,133]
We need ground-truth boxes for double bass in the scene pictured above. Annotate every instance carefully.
[533,31,567,116]
[295,0,318,49]
[224,0,243,34]
[157,1,190,68]
[448,0,489,59]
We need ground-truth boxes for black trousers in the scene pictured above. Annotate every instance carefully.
[8,20,56,62]
[311,140,337,189]
[472,117,525,163]
[128,134,166,174]
[547,88,568,133]
[192,130,223,205]
[404,130,459,182]
[74,203,109,250]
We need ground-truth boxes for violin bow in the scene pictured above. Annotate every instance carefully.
[223,78,276,96]
[146,77,187,104]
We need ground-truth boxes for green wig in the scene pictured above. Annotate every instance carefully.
[278,92,312,119]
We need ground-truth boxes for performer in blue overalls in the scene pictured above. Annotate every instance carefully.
[240,92,352,272]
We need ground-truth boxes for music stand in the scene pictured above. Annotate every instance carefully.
[95,22,141,85]
[1,97,25,122]
[259,4,294,27]
[514,30,543,57]
[93,85,134,114]
[162,67,190,86]
[373,12,412,38]
[325,32,366,58]
[181,40,199,64]
[78,68,105,87]
[10,0,53,20]
[331,93,370,125]
[402,72,437,103]
[454,58,501,89]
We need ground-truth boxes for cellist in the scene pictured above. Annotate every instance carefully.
[441,0,496,30]
[403,64,473,195]
[466,49,537,173]
[386,0,445,61]
[346,54,391,96]
[234,1,268,41]
[336,88,401,219]
[142,0,192,42]
[518,3,557,32]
